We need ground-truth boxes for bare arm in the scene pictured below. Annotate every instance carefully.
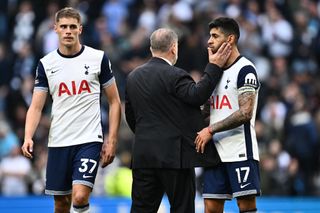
[209,91,256,133]
[21,90,47,158]
[100,82,121,168]
[195,91,256,153]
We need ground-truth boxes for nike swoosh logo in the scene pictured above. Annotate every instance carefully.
[83,174,93,178]
[240,183,251,189]
[51,70,59,74]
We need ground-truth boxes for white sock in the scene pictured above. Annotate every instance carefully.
[73,204,89,213]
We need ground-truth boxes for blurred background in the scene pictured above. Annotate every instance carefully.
[0,0,320,212]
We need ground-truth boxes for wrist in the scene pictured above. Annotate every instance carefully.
[206,126,213,135]
[106,137,117,145]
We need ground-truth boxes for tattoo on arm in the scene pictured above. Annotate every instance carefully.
[211,91,256,133]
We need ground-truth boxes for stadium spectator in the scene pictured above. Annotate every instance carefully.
[101,0,131,38]
[34,1,59,55]
[259,4,293,58]
[12,1,35,53]
[0,120,19,160]
[260,139,298,195]
[284,91,318,195]
[10,42,36,90]
[0,145,31,196]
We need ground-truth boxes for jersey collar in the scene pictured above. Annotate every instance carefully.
[57,45,85,58]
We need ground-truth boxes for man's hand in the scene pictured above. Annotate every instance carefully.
[100,139,116,168]
[195,127,213,153]
[208,42,232,67]
[21,139,34,158]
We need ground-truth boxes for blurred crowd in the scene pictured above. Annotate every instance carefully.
[0,0,320,197]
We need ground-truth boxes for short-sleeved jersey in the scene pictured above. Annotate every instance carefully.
[210,56,260,162]
[34,45,115,147]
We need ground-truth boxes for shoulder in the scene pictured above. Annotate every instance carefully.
[83,45,105,58]
[40,49,59,65]
[232,56,258,77]
[238,57,256,70]
[127,63,145,80]
[237,57,260,88]
[172,66,190,79]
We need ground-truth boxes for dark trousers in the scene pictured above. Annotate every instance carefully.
[130,168,196,213]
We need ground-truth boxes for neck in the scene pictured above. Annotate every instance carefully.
[59,43,82,56]
[225,47,240,67]
[153,53,173,65]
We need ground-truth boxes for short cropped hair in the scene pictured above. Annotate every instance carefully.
[55,7,81,23]
[150,28,178,53]
[209,17,240,41]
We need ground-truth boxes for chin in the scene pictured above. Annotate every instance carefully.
[209,47,217,54]
[63,43,74,48]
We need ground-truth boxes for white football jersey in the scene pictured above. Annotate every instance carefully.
[210,56,260,162]
[34,45,115,147]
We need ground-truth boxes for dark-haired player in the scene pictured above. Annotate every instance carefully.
[195,17,261,213]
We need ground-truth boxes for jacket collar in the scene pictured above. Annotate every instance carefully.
[150,57,172,66]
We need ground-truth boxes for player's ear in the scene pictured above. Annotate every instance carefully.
[79,24,83,35]
[227,35,235,45]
